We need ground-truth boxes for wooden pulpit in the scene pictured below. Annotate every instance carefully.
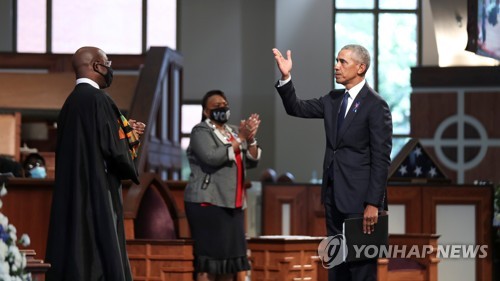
[248,236,323,281]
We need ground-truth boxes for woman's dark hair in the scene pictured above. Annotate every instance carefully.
[201,90,227,121]
[22,153,46,170]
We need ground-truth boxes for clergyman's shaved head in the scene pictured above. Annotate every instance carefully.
[72,46,109,87]
[71,46,112,89]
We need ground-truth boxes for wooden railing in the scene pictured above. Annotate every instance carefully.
[128,47,184,179]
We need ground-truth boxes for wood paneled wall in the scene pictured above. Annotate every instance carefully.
[0,53,145,73]
[0,73,138,111]
[410,66,500,184]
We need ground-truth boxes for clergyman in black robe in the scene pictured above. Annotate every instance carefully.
[45,46,145,281]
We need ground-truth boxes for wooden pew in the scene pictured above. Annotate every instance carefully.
[22,249,51,281]
[1,178,53,260]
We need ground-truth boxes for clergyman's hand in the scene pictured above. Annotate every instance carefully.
[272,48,292,80]
[129,119,146,138]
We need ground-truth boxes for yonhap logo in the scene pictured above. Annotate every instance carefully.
[317,234,347,268]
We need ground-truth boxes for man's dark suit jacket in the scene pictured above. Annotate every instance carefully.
[276,80,392,214]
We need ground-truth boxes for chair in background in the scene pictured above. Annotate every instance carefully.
[260,168,277,183]
[277,172,295,183]
[377,234,440,281]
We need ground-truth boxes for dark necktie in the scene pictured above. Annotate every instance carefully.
[337,92,349,131]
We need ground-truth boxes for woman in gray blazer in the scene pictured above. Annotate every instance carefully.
[184,90,262,281]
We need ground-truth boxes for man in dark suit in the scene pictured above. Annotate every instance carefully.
[272,44,392,281]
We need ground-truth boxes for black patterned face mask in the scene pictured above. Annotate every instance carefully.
[210,107,231,123]
[96,65,114,88]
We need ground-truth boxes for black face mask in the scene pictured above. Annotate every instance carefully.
[96,65,114,88]
[210,107,231,123]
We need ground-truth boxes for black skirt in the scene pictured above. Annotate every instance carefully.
[185,202,250,274]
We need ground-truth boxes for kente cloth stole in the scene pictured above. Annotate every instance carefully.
[117,115,140,159]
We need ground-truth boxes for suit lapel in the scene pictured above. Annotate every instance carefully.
[336,85,369,146]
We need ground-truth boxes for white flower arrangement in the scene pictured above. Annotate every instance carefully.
[0,183,31,281]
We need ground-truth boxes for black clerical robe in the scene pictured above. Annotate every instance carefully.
[45,83,139,281]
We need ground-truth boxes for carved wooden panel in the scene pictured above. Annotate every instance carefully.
[248,237,322,281]
[262,184,309,235]
[127,240,194,281]
[421,185,493,281]
[387,186,423,233]
[307,185,326,236]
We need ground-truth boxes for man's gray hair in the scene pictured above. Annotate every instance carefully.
[341,44,371,71]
